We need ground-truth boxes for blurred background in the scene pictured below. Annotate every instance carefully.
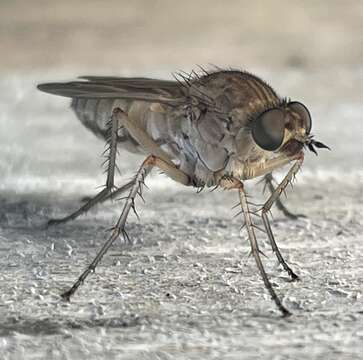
[2,0,363,71]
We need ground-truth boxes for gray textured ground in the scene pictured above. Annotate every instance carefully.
[1,1,363,359]
[1,68,363,360]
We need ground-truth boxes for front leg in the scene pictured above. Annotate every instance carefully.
[263,173,306,220]
[261,157,304,280]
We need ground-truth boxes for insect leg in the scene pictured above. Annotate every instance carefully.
[263,173,305,220]
[47,108,120,226]
[78,101,172,208]
[85,168,152,204]
[61,155,190,301]
[114,107,192,185]
[238,181,291,316]
[114,107,175,166]
[241,152,301,180]
[261,158,304,281]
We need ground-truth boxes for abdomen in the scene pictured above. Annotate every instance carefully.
[71,97,145,154]
[71,97,229,186]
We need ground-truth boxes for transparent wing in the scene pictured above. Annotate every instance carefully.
[37,76,186,106]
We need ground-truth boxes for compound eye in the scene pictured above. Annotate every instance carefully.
[288,101,312,134]
[251,109,285,151]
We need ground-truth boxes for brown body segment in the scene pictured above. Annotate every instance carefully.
[66,70,287,187]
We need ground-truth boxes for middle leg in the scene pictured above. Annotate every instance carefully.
[61,155,191,300]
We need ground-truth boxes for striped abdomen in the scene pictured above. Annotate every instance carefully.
[70,95,231,186]
[71,97,143,153]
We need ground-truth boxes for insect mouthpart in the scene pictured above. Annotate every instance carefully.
[304,136,331,155]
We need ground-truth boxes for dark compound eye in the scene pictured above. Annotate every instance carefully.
[251,108,285,151]
[288,101,312,134]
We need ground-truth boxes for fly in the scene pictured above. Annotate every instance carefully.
[37,68,330,316]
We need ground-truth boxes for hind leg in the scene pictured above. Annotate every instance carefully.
[48,106,178,226]
[48,108,120,226]
[261,159,304,280]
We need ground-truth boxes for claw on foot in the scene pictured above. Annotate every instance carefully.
[47,218,63,227]
[61,290,72,302]
[281,308,292,318]
[290,272,300,281]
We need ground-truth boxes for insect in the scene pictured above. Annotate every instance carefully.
[38,68,329,316]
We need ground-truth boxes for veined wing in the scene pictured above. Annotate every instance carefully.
[37,76,186,106]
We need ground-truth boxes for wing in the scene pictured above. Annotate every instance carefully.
[37,76,187,106]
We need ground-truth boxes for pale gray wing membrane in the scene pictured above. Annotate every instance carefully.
[37,78,186,106]
[78,76,179,89]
